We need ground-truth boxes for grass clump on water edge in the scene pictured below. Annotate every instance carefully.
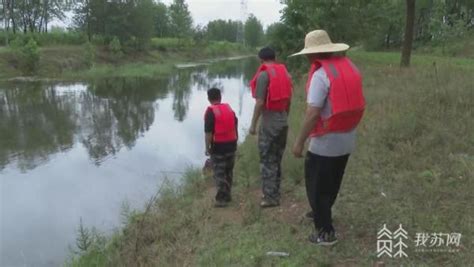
[67,169,210,266]
[69,51,473,266]
[62,63,175,80]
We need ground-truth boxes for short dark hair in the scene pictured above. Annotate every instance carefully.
[258,47,276,61]
[207,88,221,101]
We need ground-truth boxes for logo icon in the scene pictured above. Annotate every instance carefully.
[377,224,462,257]
[377,224,408,258]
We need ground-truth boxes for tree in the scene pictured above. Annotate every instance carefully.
[264,22,291,53]
[128,0,154,49]
[244,14,263,47]
[14,38,40,74]
[168,0,192,38]
[192,24,206,43]
[73,0,155,50]
[73,0,92,41]
[1,0,10,44]
[401,0,416,67]
[274,0,474,56]
[206,19,241,42]
[2,0,66,33]
[153,2,169,37]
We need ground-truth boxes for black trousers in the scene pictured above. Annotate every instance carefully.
[304,151,350,233]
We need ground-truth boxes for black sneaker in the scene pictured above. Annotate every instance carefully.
[305,211,314,219]
[308,231,338,246]
[260,197,280,208]
[214,200,228,208]
[215,192,231,205]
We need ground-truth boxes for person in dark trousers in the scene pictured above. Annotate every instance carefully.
[249,47,293,208]
[290,30,365,245]
[204,88,238,207]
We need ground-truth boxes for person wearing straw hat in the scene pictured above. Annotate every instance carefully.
[291,30,365,245]
[249,47,293,208]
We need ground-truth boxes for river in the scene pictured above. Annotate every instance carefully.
[0,57,259,266]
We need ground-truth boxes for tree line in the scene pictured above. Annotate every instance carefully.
[266,0,473,58]
[1,0,265,49]
[1,0,64,35]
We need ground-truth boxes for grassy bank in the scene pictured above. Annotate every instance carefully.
[0,40,253,81]
[70,51,473,266]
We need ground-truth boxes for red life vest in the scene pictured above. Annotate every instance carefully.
[205,103,237,143]
[249,63,292,111]
[306,56,365,137]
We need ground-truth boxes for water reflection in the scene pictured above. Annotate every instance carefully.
[0,82,77,171]
[80,78,165,163]
[0,58,259,171]
[0,58,258,267]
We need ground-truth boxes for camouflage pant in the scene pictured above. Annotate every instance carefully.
[210,152,235,201]
[258,125,288,202]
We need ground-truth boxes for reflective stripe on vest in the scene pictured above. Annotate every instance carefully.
[306,56,365,137]
[249,63,292,111]
[206,103,237,143]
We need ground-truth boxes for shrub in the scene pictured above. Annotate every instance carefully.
[109,37,123,59]
[204,41,248,57]
[124,36,146,52]
[91,35,106,46]
[9,36,26,49]
[83,41,96,68]
[13,38,40,75]
[34,31,87,46]
[1,32,87,47]
[0,30,10,46]
[150,38,195,51]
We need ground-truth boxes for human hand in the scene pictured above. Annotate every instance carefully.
[249,126,257,135]
[292,142,304,158]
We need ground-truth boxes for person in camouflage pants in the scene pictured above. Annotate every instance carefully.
[249,47,293,207]
[204,88,238,207]
[210,152,235,202]
[258,124,288,203]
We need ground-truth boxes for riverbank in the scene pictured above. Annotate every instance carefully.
[70,51,473,266]
[0,42,254,81]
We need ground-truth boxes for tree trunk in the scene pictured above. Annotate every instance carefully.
[9,0,15,34]
[386,24,393,49]
[401,0,416,67]
[39,12,43,32]
[2,0,8,46]
[43,0,48,33]
[86,1,91,41]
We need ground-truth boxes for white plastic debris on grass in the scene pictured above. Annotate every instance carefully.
[266,251,290,257]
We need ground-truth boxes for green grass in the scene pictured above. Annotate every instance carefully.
[349,50,474,70]
[415,34,474,59]
[62,62,174,80]
[0,41,254,80]
[0,31,87,47]
[69,51,473,266]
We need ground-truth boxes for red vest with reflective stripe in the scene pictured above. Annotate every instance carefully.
[249,63,292,111]
[206,103,237,142]
[306,56,365,137]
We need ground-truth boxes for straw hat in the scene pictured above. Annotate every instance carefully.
[289,30,349,57]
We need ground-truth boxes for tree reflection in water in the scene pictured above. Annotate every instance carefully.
[0,82,77,171]
[0,58,259,171]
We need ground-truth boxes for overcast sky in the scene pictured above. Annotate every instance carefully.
[53,0,284,29]
[161,0,285,28]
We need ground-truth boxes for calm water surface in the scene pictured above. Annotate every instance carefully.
[0,58,258,266]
